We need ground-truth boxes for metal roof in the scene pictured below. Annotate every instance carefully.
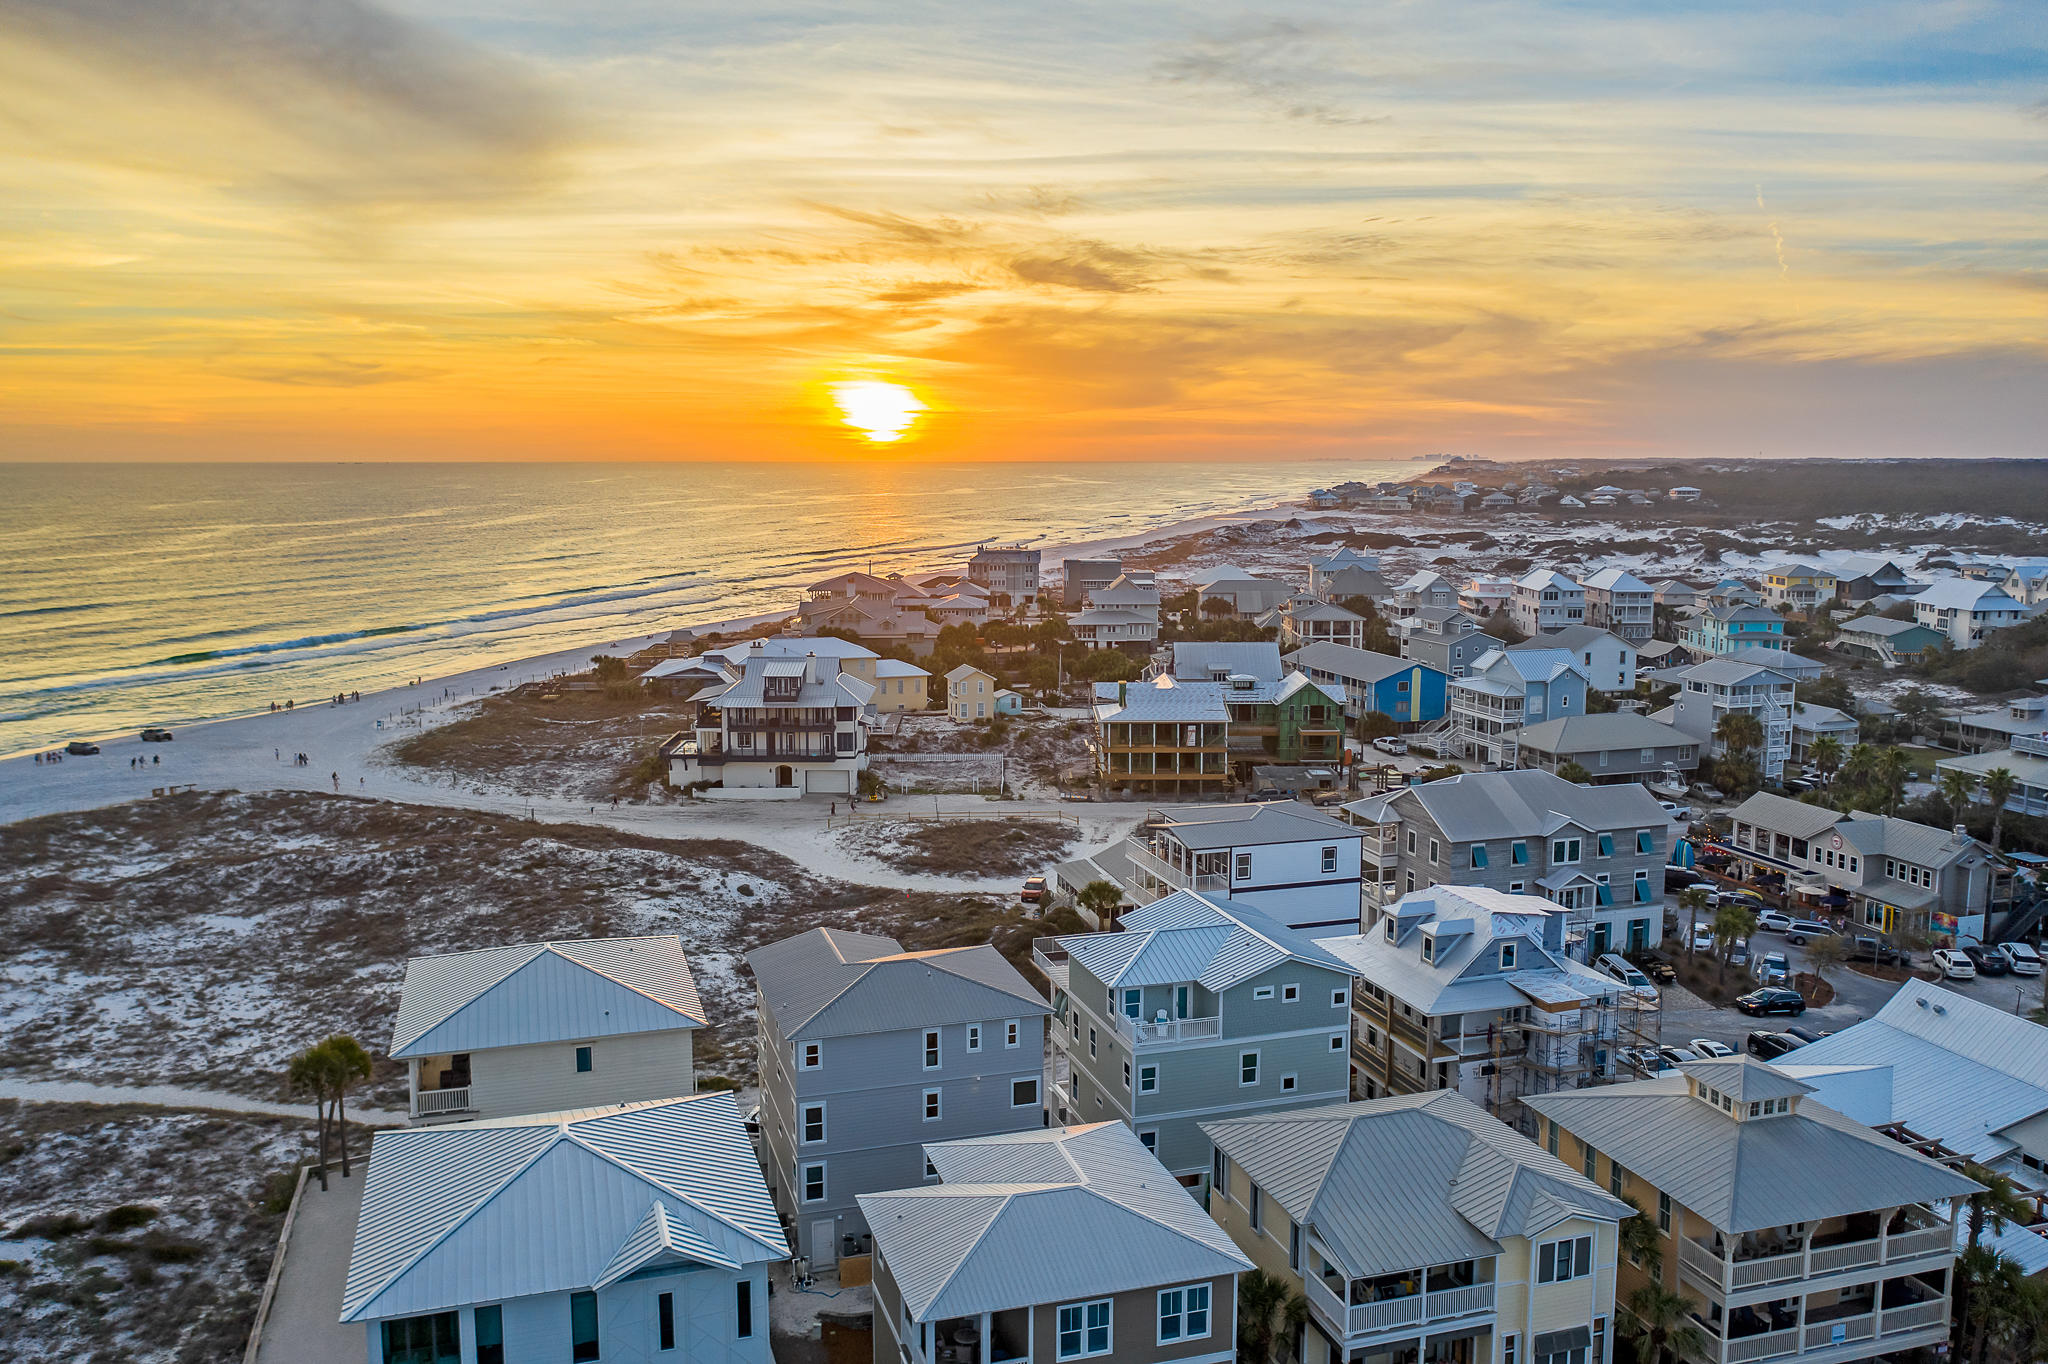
[1097,676,1232,723]
[1148,801,1355,851]
[390,936,704,1059]
[1788,980,2048,1166]
[1680,1057,1813,1103]
[1387,769,1670,843]
[1582,568,1652,592]
[1518,625,1629,655]
[1913,578,2024,612]
[1056,891,1352,992]
[746,928,1047,1041]
[1674,659,1793,686]
[1524,1067,1981,1234]
[698,655,874,708]
[1513,712,1691,756]
[1203,1092,1631,1278]
[1171,642,1283,683]
[1283,642,1437,686]
[858,1123,1250,1322]
[341,1094,786,1323]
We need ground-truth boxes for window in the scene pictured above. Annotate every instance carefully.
[925,1154,939,1180]
[1158,1284,1212,1343]
[1582,1141,1597,1180]
[1088,1027,1097,1058]
[1510,881,1524,894]
[476,1305,504,1364]
[1421,935,1435,963]
[923,1088,942,1122]
[1471,844,1489,869]
[1637,830,1654,854]
[1321,845,1338,873]
[1139,1128,1157,1152]
[801,1162,825,1203]
[1553,838,1581,864]
[1281,983,1300,1003]
[1005,1019,1020,1048]
[382,1312,459,1364]
[801,1103,826,1144]
[1122,988,1142,1019]
[1429,839,1440,865]
[1138,1064,1158,1094]
[1240,1051,1260,1085]
[1609,1160,1625,1196]
[1013,1077,1039,1108]
[923,1029,941,1069]
[1235,853,1252,881]
[1124,1060,1132,1089]
[967,1024,982,1052]
[575,1045,593,1073]
[1248,1180,1263,1232]
[1512,840,1529,865]
[1504,1336,1518,1364]
[1330,1033,1345,1051]
[1407,831,1417,854]
[1213,1146,1229,1197]
[1657,1191,1671,1233]
[1406,871,1416,892]
[1500,943,1517,970]
[1332,987,1348,1008]
[571,1291,601,1363]
[1280,1073,1297,1092]
[1057,1300,1112,1359]
[1538,1235,1594,1283]
[801,1041,822,1070]
[1253,984,1274,1001]
[658,1292,676,1351]
[1547,1120,1560,1156]
[1594,1318,1606,1364]
[1598,833,1615,857]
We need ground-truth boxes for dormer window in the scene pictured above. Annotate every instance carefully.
[1500,943,1516,970]
[1420,935,1435,963]
[1384,919,1396,942]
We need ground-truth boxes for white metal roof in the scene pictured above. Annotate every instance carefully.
[341,1094,786,1323]
[746,928,1048,1041]
[858,1123,1249,1322]
[390,936,704,1059]
[1055,891,1352,991]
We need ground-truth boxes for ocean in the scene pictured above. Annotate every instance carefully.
[0,459,1410,756]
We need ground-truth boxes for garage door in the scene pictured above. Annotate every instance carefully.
[805,768,851,794]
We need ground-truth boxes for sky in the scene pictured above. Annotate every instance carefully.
[0,0,2043,463]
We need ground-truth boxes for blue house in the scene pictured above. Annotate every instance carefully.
[1283,642,1449,731]
[1681,602,1786,658]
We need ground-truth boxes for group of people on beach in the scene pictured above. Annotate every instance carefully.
[331,691,361,705]
[129,755,160,769]
[31,750,68,764]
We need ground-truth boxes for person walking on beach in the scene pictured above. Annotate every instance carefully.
[332,771,339,792]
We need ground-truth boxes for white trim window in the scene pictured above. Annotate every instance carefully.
[800,1103,826,1144]
[1234,853,1253,882]
[1538,1234,1593,1283]
[1157,1284,1211,1344]
[1057,1300,1112,1359]
[1321,845,1338,873]
[923,1029,941,1070]
[800,1162,825,1203]
[1332,987,1348,1008]
[922,1088,942,1122]
[1253,985,1275,1001]
[1138,1064,1158,1094]
[1281,983,1300,1003]
[966,1024,982,1053]
[1012,1077,1039,1108]
[800,1041,822,1070]
[1239,1051,1260,1086]
[1004,1019,1020,1048]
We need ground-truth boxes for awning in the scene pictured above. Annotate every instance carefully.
[1534,1327,1592,1356]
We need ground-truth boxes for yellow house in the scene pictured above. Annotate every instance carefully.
[1526,1058,1979,1364]
[1204,1091,1633,1364]
[871,658,932,713]
[1760,565,1838,614]
[946,664,997,721]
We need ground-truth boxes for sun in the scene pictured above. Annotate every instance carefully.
[829,380,924,443]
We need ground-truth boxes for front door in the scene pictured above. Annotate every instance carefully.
[776,765,795,788]
[810,1218,838,1267]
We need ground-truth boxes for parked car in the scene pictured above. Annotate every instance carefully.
[1746,1031,1804,1059]
[1751,951,1791,985]
[64,740,100,756]
[1664,867,1705,892]
[1636,950,1677,984]
[1712,887,1769,911]
[139,727,174,742]
[1782,1025,1833,1045]
[1019,876,1047,905]
[1784,919,1837,946]
[1737,987,1807,1017]
[1961,945,2009,977]
[1595,953,1659,1000]
[1999,942,2045,977]
[1850,936,1912,968]
[1688,1039,1736,1059]
[1932,948,1977,980]
[1658,801,1693,822]
[1371,736,1408,755]
[1655,1045,1699,1068]
[1725,938,1751,967]
[1754,909,1794,933]
[1690,922,1716,952]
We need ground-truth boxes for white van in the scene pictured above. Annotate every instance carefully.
[1999,942,2044,976]
[1595,953,1659,1000]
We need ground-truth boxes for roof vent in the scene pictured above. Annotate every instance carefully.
[1932,1004,1947,1015]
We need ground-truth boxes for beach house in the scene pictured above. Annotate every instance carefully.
[1911,578,2028,649]
[390,935,704,1124]
[1309,546,1391,603]
[1445,648,1590,768]
[1191,565,1297,618]
[662,651,873,796]
[1681,603,1786,659]
[1581,568,1655,644]
[1653,659,1795,780]
[1285,642,1450,731]
[1062,557,1123,608]
[968,544,1041,610]
[1121,801,1365,930]
[1761,564,1838,615]
[746,927,1050,1267]
[1514,712,1700,789]
[1513,625,1636,693]
[1509,570,1585,636]
[947,665,999,720]
[1094,677,1232,795]
[1831,556,1921,606]
[1271,597,1369,650]
[1832,616,1946,669]
[1396,608,1490,678]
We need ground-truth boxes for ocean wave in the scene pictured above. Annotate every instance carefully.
[149,624,422,666]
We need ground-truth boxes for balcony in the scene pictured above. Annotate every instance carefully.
[1126,841,1228,897]
[1676,1214,1952,1301]
[1303,1267,1495,1341]
[412,1085,473,1119]
[1110,1010,1222,1045]
[1695,1291,1948,1364]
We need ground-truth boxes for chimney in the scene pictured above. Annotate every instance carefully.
[807,651,819,685]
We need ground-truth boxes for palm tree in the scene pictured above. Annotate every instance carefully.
[322,1035,375,1178]
[1623,1283,1709,1364]
[1876,746,1912,816]
[1714,711,1764,759]
[1712,904,1757,989]
[1957,1245,2027,1364]
[287,1034,376,1188]
[1982,768,2017,851]
[1557,760,1593,785]
[1939,768,1977,831]
[287,1044,336,1192]
[1076,879,1125,929]
[1616,1194,1664,1278]
[1235,1269,1307,1364]
[1962,1163,2038,1253]
[1807,734,1843,787]
[1678,888,1711,962]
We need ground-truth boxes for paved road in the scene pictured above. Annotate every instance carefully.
[255,1169,368,1364]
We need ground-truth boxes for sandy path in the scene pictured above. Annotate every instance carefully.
[0,1077,405,1124]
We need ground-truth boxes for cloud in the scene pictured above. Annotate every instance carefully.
[1156,20,1385,127]
[1009,247,1152,293]
[221,356,436,387]
[872,280,983,304]
[0,0,575,209]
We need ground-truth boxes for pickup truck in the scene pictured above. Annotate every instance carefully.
[1848,935,1911,967]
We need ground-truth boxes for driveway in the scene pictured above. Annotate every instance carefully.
[254,1167,368,1364]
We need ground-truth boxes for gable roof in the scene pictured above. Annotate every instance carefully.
[1054,891,1352,992]
[1524,1065,1980,1233]
[858,1123,1249,1322]
[1521,625,1631,655]
[1097,676,1232,723]
[1582,567,1652,593]
[1391,769,1669,843]
[1203,1092,1631,1277]
[1147,801,1356,850]
[341,1094,785,1323]
[1514,712,1692,755]
[1171,641,1283,683]
[746,928,1047,1041]
[1914,578,2025,612]
[390,937,704,1059]
[1283,642,1437,686]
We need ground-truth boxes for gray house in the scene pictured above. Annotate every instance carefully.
[1514,712,1699,787]
[1033,893,1354,1186]
[1342,769,1674,955]
[1397,608,1490,678]
[747,927,1051,1267]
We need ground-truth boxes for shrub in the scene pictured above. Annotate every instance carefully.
[697,1075,737,1091]
[11,1213,89,1240]
[99,1205,158,1233]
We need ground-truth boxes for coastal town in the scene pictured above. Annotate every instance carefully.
[7,457,2048,1364]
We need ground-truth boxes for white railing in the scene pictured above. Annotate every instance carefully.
[1125,842,1228,895]
[1802,1314,1874,1351]
[413,1086,472,1117]
[1721,1327,1799,1364]
[1685,1222,1955,1299]
[1305,1272,1495,1340]
[1885,1226,1953,1261]
[1879,1299,1948,1334]
[1112,1012,1222,1045]
[1807,1240,1883,1276]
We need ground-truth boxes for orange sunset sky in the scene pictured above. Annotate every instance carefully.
[1,0,2044,462]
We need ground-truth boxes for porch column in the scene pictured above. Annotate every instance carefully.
[979,1312,991,1364]
[1877,1205,1894,1267]
[406,1060,418,1119]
